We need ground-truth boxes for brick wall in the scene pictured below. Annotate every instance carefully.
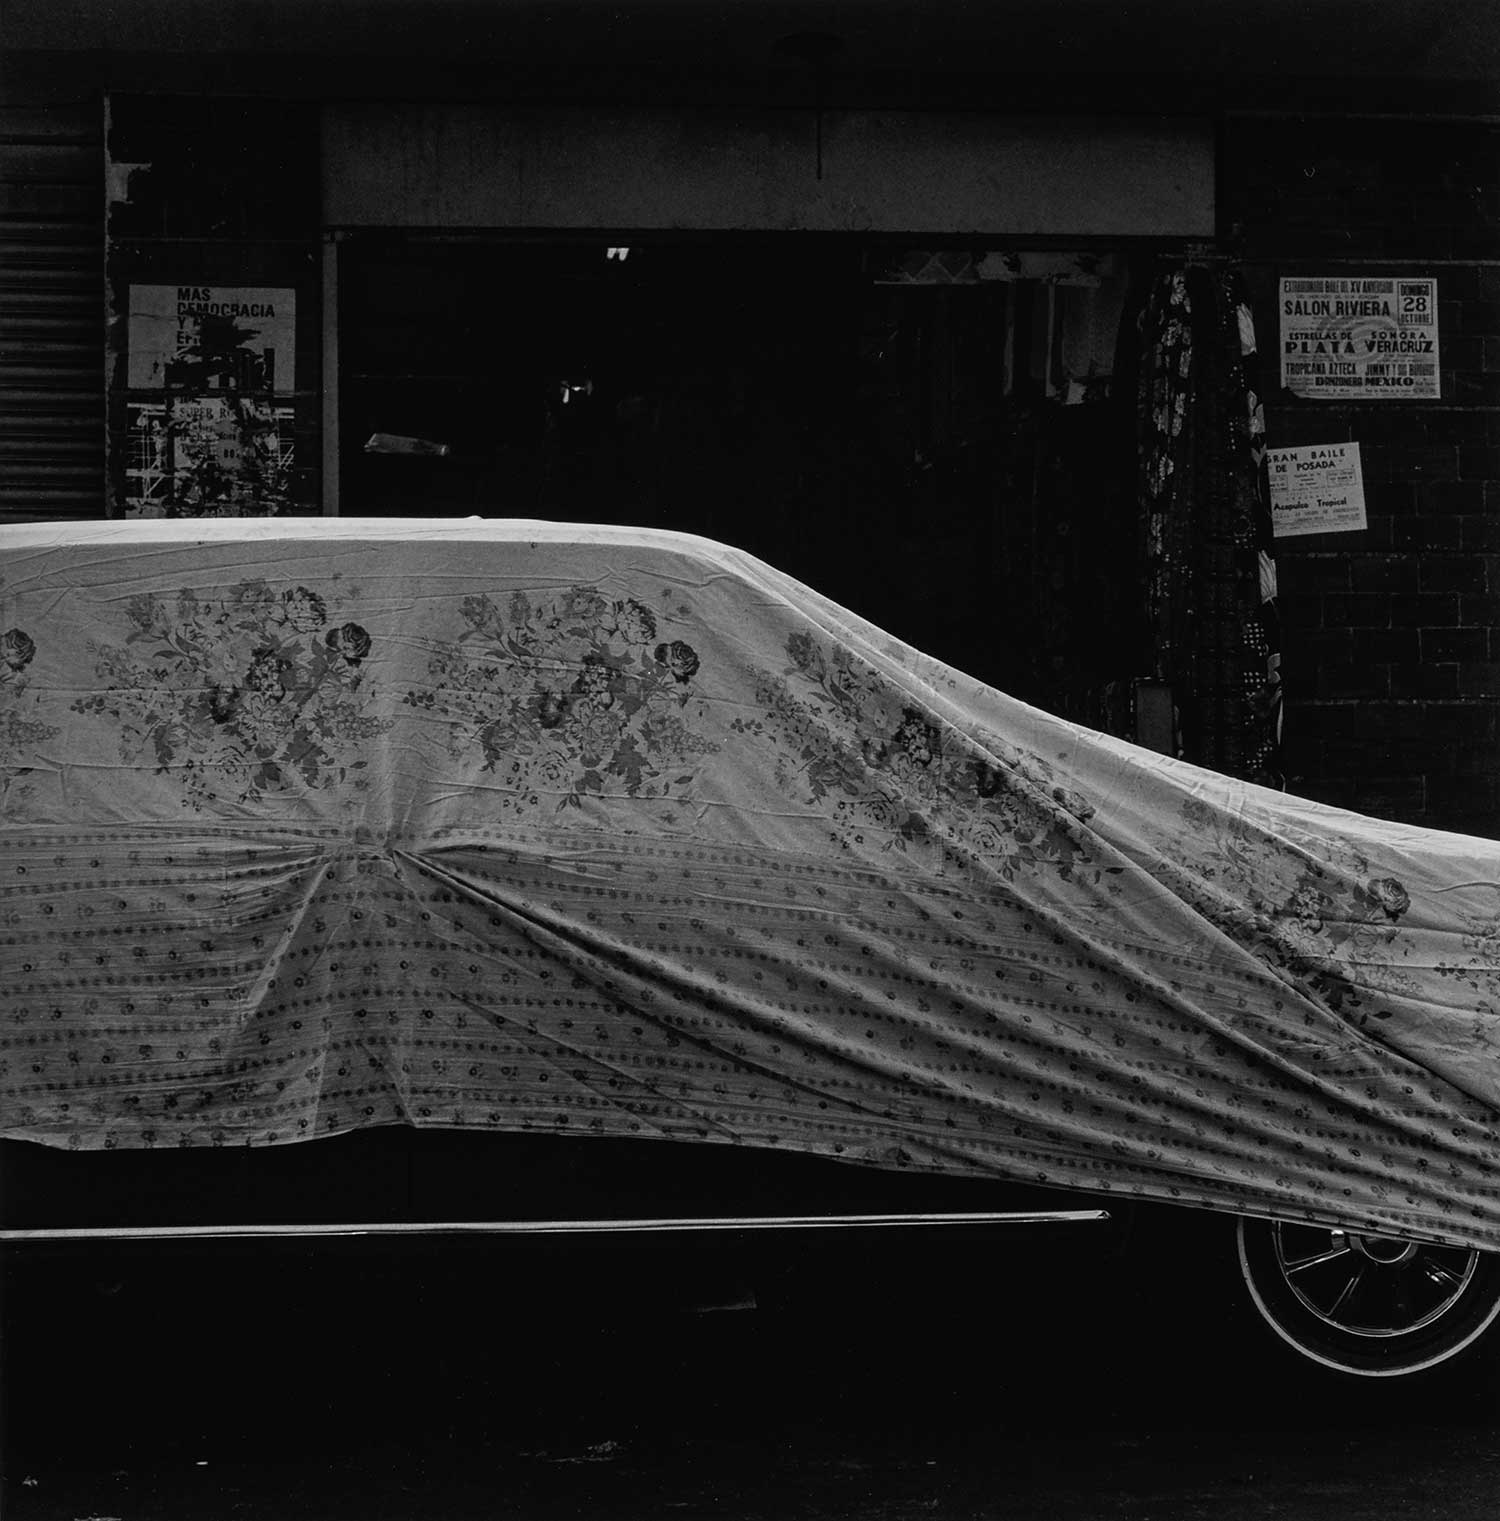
[1223,117,1500,836]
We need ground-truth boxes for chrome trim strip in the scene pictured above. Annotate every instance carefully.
[1,1208,1109,1243]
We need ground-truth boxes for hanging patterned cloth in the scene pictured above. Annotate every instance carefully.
[1137,265,1283,786]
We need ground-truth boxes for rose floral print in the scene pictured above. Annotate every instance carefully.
[404,585,715,811]
[2,628,35,672]
[733,628,1103,884]
[71,581,390,811]
[0,617,56,805]
[1167,794,1418,1027]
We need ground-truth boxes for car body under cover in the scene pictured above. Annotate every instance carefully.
[4,517,1500,1251]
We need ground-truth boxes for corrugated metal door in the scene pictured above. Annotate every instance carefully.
[0,100,105,524]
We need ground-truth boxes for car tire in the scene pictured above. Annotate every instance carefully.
[1235,1216,1500,1379]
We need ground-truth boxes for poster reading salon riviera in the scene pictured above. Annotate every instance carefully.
[1279,277,1439,400]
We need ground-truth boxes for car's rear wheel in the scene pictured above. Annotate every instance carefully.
[1236,1217,1500,1378]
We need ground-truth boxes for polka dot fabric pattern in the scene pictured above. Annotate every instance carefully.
[4,519,1500,1250]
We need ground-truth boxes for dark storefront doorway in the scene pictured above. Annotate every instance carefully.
[338,236,1140,716]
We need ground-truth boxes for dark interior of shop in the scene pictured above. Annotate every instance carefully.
[339,237,1143,720]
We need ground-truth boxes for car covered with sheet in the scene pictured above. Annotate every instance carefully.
[5,517,1500,1376]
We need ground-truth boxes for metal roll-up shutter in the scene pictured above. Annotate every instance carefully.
[0,100,105,524]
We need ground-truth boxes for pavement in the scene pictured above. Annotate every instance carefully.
[7,1214,1500,1519]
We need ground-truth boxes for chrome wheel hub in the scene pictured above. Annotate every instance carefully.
[1272,1222,1478,1339]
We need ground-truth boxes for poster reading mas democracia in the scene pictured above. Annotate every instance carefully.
[127,285,297,393]
[1279,277,1439,400]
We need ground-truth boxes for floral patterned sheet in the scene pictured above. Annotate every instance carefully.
[5,518,1500,1249]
